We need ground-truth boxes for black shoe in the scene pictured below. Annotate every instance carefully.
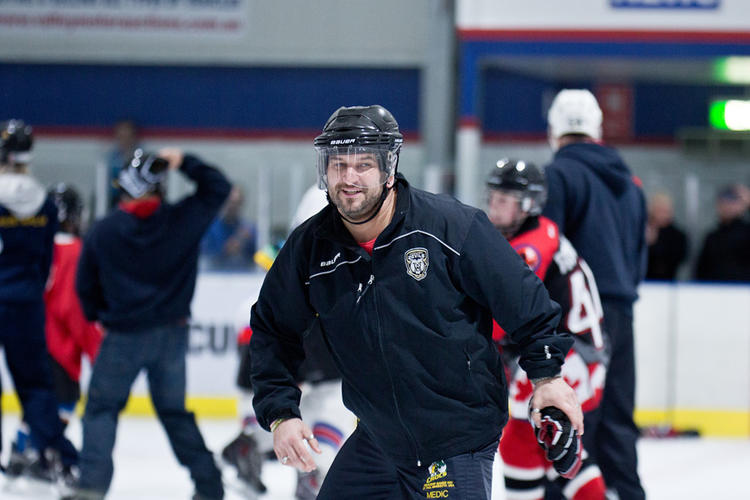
[59,488,105,500]
[221,432,267,493]
[192,494,223,500]
[5,441,56,482]
[45,447,80,490]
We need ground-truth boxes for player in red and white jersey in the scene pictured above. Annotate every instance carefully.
[44,184,102,422]
[486,159,608,500]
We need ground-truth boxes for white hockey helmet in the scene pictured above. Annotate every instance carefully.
[547,89,603,141]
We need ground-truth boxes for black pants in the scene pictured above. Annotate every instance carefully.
[318,425,497,499]
[0,301,78,466]
[595,302,645,499]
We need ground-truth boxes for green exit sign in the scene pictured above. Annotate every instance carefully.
[709,100,750,131]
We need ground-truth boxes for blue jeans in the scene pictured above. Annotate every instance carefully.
[78,324,223,499]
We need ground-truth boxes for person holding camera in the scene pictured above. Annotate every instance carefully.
[68,148,231,500]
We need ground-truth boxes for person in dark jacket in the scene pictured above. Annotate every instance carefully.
[69,148,231,500]
[694,184,750,282]
[543,89,648,500]
[0,119,79,480]
[249,105,582,499]
[646,192,688,281]
[9,184,102,483]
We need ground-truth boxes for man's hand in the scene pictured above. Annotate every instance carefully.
[529,376,583,434]
[272,418,321,473]
[156,147,184,171]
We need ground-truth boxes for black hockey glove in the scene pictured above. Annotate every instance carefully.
[533,406,582,479]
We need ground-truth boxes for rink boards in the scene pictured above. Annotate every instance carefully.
[2,275,749,437]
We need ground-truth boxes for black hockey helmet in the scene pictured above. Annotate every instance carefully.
[49,183,83,227]
[0,119,34,165]
[486,158,547,216]
[115,148,169,199]
[314,105,403,189]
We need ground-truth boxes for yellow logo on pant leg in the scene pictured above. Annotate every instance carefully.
[422,459,455,496]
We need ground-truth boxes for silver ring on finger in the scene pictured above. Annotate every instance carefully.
[281,456,289,465]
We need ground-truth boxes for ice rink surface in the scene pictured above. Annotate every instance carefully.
[2,415,749,500]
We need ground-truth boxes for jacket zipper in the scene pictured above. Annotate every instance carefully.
[366,273,423,467]
[356,274,374,304]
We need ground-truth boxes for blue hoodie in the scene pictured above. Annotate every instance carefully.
[542,142,647,306]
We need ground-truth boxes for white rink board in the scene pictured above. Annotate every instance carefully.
[2,277,749,414]
[0,272,266,399]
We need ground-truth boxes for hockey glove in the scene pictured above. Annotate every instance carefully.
[533,406,583,479]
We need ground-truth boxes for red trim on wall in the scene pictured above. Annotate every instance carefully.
[458,117,481,129]
[457,28,750,43]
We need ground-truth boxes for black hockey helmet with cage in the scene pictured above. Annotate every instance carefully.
[486,158,547,216]
[49,182,83,227]
[0,119,34,165]
[115,148,169,199]
[314,105,403,190]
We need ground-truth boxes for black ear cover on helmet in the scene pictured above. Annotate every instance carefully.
[0,119,33,165]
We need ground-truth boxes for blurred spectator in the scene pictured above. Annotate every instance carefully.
[645,192,688,281]
[201,186,257,271]
[695,184,750,282]
[73,148,229,500]
[105,120,141,210]
[737,183,750,215]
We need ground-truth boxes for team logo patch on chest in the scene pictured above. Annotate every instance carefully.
[404,247,429,281]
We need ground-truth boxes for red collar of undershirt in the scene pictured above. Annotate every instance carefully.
[358,237,377,256]
[118,198,162,219]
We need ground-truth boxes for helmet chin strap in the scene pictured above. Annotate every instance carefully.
[335,183,393,226]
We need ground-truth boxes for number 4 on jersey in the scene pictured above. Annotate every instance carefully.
[566,259,604,349]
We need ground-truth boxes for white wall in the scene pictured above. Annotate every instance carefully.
[0,0,432,66]
[3,276,748,419]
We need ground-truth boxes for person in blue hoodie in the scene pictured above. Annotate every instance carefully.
[70,148,231,500]
[542,90,648,500]
[0,119,79,480]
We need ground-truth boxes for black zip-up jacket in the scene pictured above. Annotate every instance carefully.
[76,155,231,332]
[250,176,571,465]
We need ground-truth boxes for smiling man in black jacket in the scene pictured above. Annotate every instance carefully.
[249,105,581,499]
